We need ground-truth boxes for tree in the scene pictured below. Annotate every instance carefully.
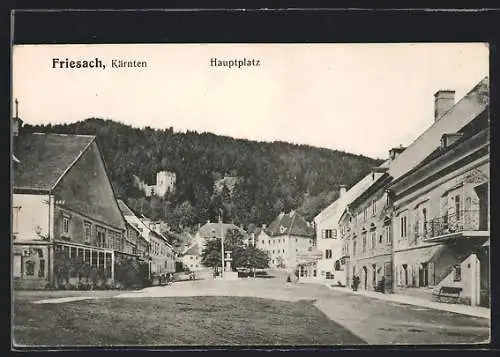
[234,246,270,277]
[200,239,222,273]
[225,228,245,248]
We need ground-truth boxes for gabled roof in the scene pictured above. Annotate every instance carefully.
[314,161,390,225]
[395,109,489,184]
[265,210,314,238]
[182,241,202,256]
[388,77,489,181]
[13,133,95,191]
[197,222,248,239]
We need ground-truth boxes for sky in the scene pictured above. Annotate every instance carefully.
[12,43,489,159]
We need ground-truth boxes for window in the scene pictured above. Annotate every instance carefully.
[98,252,105,271]
[385,224,392,244]
[268,240,271,245]
[261,240,264,245]
[38,260,45,277]
[372,199,377,216]
[455,195,461,220]
[352,236,357,256]
[379,234,383,244]
[323,229,336,239]
[422,208,427,234]
[63,216,70,235]
[325,249,332,259]
[371,230,376,249]
[283,249,285,254]
[362,231,367,252]
[84,222,92,243]
[97,226,106,248]
[363,207,368,221]
[25,260,35,276]
[400,215,407,238]
[453,265,461,282]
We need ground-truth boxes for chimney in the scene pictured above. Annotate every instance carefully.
[339,185,347,197]
[389,146,406,160]
[441,133,463,149]
[434,90,455,121]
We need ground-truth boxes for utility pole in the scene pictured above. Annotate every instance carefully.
[220,208,224,279]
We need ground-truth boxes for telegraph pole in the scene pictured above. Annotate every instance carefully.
[220,209,224,279]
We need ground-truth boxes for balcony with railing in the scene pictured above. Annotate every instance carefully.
[420,210,488,243]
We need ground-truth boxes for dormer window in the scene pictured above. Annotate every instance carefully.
[441,133,464,149]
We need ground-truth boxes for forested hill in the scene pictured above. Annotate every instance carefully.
[22,118,382,230]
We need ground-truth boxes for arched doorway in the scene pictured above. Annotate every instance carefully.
[362,266,368,290]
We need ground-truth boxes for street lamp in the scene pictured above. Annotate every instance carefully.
[219,208,224,279]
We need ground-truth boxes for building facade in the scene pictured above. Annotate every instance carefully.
[340,76,489,306]
[255,211,315,270]
[12,123,127,289]
[345,168,394,293]
[390,82,489,306]
[314,186,346,281]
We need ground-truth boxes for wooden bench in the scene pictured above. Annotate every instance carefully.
[433,286,463,303]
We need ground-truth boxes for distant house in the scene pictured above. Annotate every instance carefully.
[194,221,249,249]
[255,210,315,270]
[12,118,126,289]
[117,199,149,261]
[117,199,175,279]
[181,242,203,272]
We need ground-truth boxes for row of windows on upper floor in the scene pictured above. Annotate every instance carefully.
[259,238,313,245]
[350,224,392,257]
[319,196,388,240]
[396,190,486,242]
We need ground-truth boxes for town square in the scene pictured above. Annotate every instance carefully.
[11,43,490,348]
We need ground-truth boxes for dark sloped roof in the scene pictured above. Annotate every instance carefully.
[396,109,489,183]
[13,133,95,191]
[183,242,202,256]
[198,222,248,239]
[117,199,136,216]
[266,211,314,237]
